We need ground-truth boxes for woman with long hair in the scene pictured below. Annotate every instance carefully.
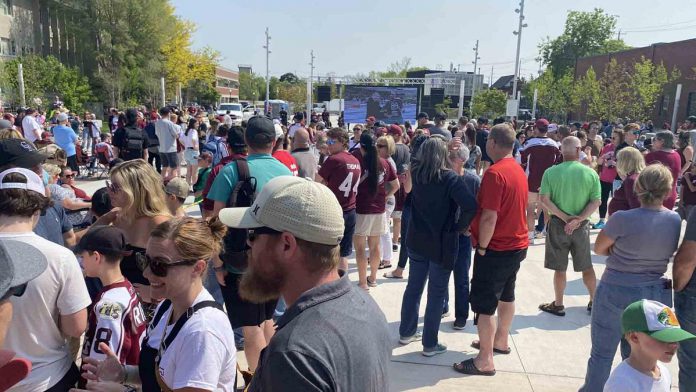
[398,136,479,356]
[79,217,237,391]
[464,124,482,175]
[353,133,399,290]
[677,131,694,177]
[181,118,200,189]
[592,129,625,229]
[581,164,680,390]
[376,135,399,270]
[95,159,171,315]
[608,147,645,215]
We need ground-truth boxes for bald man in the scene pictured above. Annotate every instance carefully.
[538,136,601,317]
[291,128,318,179]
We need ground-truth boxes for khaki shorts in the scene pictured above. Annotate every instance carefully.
[544,216,593,272]
[355,213,387,237]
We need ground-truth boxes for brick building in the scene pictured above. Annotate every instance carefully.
[575,38,696,125]
[216,66,239,103]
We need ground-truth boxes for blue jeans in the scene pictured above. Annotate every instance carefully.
[397,203,411,269]
[676,289,696,392]
[580,278,672,392]
[399,250,451,349]
[443,235,471,322]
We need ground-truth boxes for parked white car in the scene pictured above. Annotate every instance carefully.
[216,103,243,125]
[242,106,260,121]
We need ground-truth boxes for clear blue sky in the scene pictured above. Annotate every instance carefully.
[171,0,696,84]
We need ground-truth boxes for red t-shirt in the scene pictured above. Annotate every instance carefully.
[201,153,247,212]
[645,150,681,209]
[471,157,529,251]
[318,151,362,211]
[273,150,299,176]
[353,152,397,215]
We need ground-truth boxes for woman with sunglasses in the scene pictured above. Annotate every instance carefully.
[592,129,624,230]
[95,159,171,317]
[78,217,237,391]
[376,135,399,270]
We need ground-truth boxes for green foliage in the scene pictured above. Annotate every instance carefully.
[1,55,93,110]
[539,9,630,77]
[526,69,575,122]
[471,89,507,119]
[239,72,267,102]
[279,73,300,83]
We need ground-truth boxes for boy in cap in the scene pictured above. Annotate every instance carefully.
[76,226,146,384]
[604,300,696,391]
[164,177,189,217]
[193,151,213,204]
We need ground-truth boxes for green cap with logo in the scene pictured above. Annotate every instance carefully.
[622,299,696,343]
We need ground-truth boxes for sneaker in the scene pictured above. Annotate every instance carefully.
[441,310,451,318]
[422,343,447,357]
[399,331,422,345]
[529,236,536,245]
[453,319,467,330]
[592,221,605,230]
[392,244,399,252]
[587,300,593,313]
[534,230,546,239]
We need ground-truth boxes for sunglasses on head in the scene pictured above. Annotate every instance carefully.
[248,226,282,242]
[326,139,337,145]
[136,253,198,277]
[1,283,27,301]
[105,180,120,193]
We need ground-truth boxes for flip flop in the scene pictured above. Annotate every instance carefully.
[383,271,403,279]
[539,301,566,316]
[470,340,511,355]
[378,261,392,270]
[452,358,496,376]
[366,277,378,287]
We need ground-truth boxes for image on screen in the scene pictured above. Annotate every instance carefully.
[344,86,418,125]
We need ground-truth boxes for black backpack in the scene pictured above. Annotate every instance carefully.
[123,126,144,158]
[220,158,257,272]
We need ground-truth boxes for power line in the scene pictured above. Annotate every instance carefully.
[622,23,696,33]
[619,19,695,31]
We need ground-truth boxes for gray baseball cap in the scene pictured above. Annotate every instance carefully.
[0,240,47,299]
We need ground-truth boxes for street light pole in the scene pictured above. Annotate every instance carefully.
[309,50,315,116]
[470,39,480,115]
[264,27,271,114]
[511,0,527,100]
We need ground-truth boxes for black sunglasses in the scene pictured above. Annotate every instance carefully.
[248,226,282,242]
[63,173,75,179]
[1,283,27,301]
[136,253,198,277]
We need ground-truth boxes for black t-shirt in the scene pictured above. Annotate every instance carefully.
[113,126,149,161]
[476,128,492,163]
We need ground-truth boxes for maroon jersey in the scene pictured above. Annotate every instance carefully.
[520,137,561,193]
[353,152,397,215]
[319,151,362,211]
[82,280,146,366]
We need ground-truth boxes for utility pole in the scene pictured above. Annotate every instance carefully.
[490,65,494,89]
[308,50,315,117]
[470,40,480,115]
[263,27,271,114]
[17,63,26,108]
[511,0,527,101]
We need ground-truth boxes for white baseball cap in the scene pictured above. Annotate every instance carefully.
[219,176,344,246]
[0,168,46,196]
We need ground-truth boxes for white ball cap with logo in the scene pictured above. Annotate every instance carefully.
[219,176,344,246]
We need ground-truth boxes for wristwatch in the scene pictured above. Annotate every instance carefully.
[477,246,487,255]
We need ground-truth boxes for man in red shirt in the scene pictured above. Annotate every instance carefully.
[455,124,528,376]
[520,118,560,243]
[316,127,362,272]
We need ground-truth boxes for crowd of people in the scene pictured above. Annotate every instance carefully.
[1,101,696,391]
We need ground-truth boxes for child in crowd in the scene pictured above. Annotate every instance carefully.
[76,226,146,386]
[193,151,213,204]
[604,300,696,391]
[164,177,188,217]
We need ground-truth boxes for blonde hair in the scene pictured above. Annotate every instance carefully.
[377,135,396,156]
[42,163,61,177]
[150,217,227,270]
[109,159,171,224]
[634,164,673,206]
[616,147,646,178]
[0,128,24,140]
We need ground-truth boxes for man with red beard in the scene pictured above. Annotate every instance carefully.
[219,176,391,391]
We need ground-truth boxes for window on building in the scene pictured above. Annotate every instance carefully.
[0,38,10,55]
[0,0,11,16]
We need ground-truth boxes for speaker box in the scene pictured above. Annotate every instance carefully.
[430,88,444,105]
[317,86,331,102]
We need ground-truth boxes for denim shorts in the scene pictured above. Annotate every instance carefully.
[184,148,199,165]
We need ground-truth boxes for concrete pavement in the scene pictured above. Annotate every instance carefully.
[74,175,681,391]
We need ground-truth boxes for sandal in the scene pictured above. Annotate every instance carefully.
[452,358,496,376]
[366,277,378,287]
[539,301,566,316]
[383,271,403,279]
[378,260,392,270]
[470,340,511,355]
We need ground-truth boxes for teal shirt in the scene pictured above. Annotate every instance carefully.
[208,153,292,203]
[540,160,601,216]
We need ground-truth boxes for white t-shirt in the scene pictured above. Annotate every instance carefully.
[604,360,671,392]
[145,289,236,391]
[1,232,91,391]
[179,129,199,149]
[22,115,42,143]
[288,123,303,138]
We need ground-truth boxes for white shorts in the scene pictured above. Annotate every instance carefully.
[355,213,387,237]
[184,148,199,165]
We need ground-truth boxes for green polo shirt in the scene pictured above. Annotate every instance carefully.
[540,160,601,216]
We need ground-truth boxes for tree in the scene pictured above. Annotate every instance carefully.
[277,81,307,109]
[279,73,300,84]
[628,57,680,120]
[573,67,602,119]
[239,72,266,102]
[526,69,575,122]
[471,89,507,119]
[540,9,630,77]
